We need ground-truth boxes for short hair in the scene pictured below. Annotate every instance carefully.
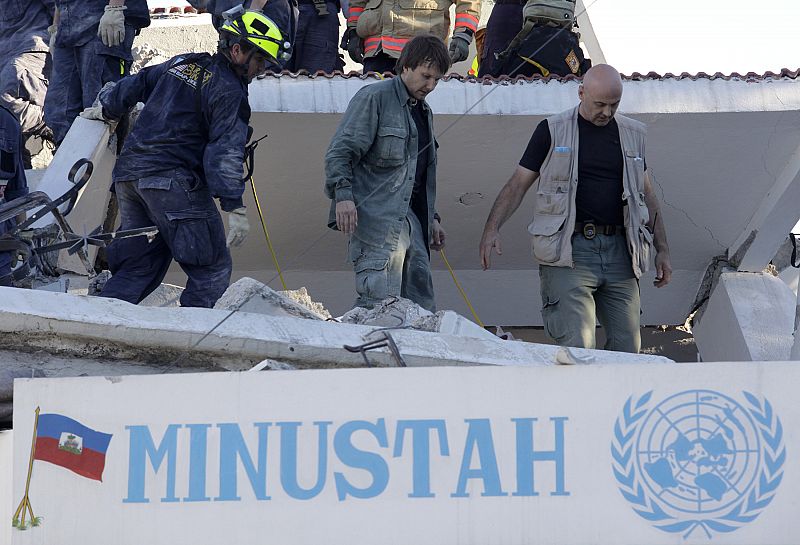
[396,34,451,75]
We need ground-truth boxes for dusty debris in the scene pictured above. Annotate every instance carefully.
[279,286,332,320]
[339,296,433,328]
[130,43,171,72]
[214,277,329,320]
[249,359,297,371]
[339,296,498,341]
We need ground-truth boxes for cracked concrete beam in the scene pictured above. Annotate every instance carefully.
[729,140,800,272]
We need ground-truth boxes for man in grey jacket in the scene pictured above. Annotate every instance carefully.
[325,34,449,312]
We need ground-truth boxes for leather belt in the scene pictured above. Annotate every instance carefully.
[574,222,624,239]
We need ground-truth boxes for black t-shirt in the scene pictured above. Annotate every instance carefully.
[409,99,431,227]
[519,114,643,225]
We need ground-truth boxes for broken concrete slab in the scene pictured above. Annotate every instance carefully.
[214,277,328,320]
[140,283,184,307]
[27,116,117,274]
[0,287,674,372]
[694,272,795,361]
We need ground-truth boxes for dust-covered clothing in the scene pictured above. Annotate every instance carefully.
[0,106,29,281]
[324,76,440,310]
[0,0,53,137]
[97,52,251,308]
[43,0,149,144]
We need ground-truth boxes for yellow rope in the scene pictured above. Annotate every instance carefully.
[439,249,485,328]
[249,177,287,291]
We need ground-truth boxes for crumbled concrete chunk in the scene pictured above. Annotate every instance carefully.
[140,283,184,307]
[339,296,434,328]
[215,277,328,320]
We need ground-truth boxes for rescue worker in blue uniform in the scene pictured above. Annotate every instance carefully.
[83,10,289,308]
[0,106,30,286]
[287,0,343,73]
[0,0,55,166]
[43,0,150,145]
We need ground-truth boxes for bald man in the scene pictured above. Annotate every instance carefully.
[479,64,671,354]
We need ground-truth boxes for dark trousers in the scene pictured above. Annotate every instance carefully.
[43,27,134,144]
[363,52,397,75]
[478,2,523,77]
[287,2,344,73]
[99,172,232,308]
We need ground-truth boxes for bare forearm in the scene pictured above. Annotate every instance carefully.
[484,169,537,233]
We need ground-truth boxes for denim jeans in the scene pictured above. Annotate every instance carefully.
[99,171,232,308]
[539,232,640,353]
[349,210,435,311]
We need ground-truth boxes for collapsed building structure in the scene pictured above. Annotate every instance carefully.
[0,4,799,544]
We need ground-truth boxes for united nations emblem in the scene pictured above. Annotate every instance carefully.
[611,390,785,539]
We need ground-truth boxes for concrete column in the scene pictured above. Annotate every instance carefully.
[576,0,606,64]
[729,141,800,272]
[29,116,117,274]
[693,272,795,361]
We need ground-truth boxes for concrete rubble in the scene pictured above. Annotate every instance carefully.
[214,277,331,320]
[340,296,499,341]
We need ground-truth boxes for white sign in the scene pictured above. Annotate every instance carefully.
[10,364,797,544]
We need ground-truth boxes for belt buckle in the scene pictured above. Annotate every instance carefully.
[582,222,596,239]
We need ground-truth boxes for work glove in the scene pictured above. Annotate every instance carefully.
[448,32,471,64]
[47,23,57,50]
[340,28,364,64]
[79,104,108,122]
[98,5,127,47]
[79,81,117,123]
[226,207,250,248]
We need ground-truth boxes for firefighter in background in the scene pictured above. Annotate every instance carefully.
[82,11,290,308]
[0,0,55,167]
[483,0,590,78]
[341,0,480,74]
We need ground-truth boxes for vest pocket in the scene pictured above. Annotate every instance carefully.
[528,214,566,263]
[637,224,653,273]
[535,182,569,216]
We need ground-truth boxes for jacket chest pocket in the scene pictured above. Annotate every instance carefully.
[373,125,407,167]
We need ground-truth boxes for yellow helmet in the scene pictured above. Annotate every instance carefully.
[220,9,289,64]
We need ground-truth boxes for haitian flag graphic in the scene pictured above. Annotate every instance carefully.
[13,409,113,530]
[34,413,113,481]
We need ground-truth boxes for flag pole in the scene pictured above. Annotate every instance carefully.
[13,406,39,528]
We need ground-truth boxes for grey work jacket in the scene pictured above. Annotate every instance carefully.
[529,105,652,278]
[324,76,438,249]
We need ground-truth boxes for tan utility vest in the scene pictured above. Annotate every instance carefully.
[527,106,653,278]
